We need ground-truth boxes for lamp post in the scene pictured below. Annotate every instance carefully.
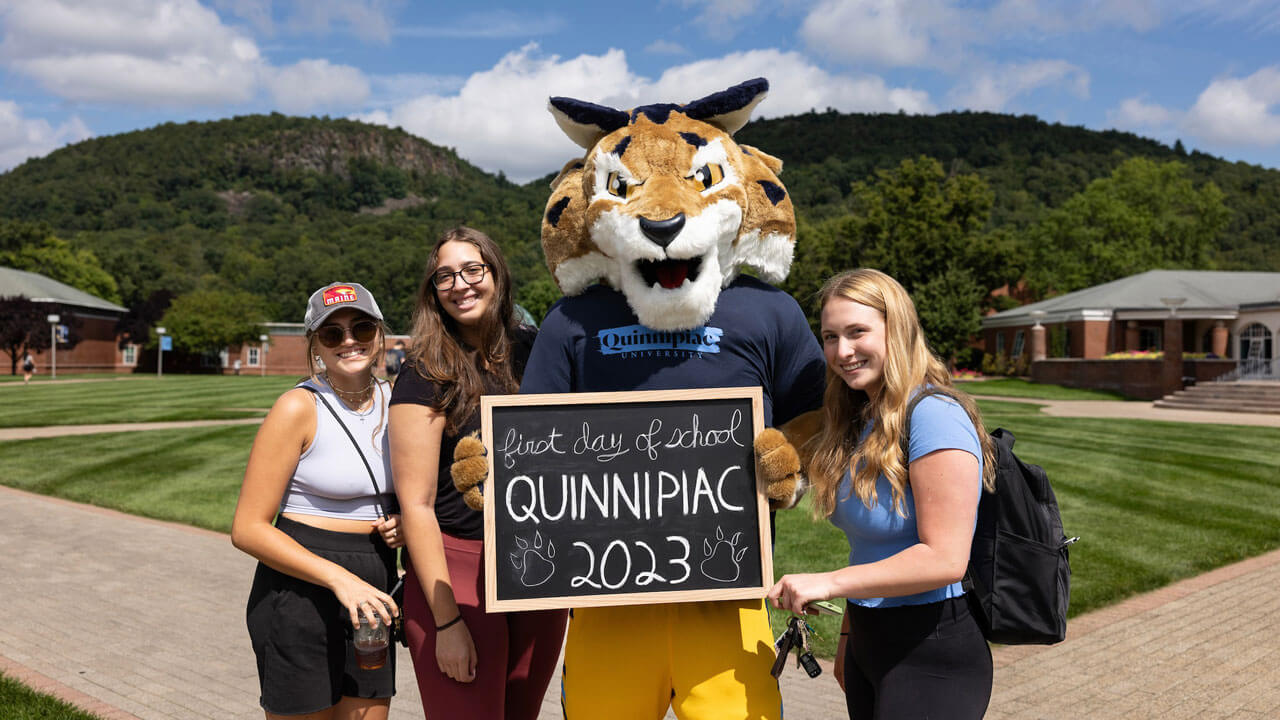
[1029,310,1047,362]
[156,327,167,378]
[47,314,60,380]
[259,334,269,376]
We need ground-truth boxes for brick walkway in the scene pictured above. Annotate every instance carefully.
[3,484,1278,719]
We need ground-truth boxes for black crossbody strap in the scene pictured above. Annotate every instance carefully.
[297,382,389,520]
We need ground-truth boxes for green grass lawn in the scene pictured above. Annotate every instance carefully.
[956,377,1130,401]
[0,673,103,720]
[0,375,298,427]
[2,398,1278,659]
[0,372,123,383]
[769,398,1280,656]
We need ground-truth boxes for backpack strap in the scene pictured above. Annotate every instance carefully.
[899,387,954,457]
[297,382,390,521]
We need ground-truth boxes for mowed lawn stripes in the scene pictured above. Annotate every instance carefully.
[0,375,297,427]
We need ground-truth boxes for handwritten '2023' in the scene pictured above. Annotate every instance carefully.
[498,409,746,469]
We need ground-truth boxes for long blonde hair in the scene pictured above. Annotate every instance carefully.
[807,269,995,519]
[303,312,389,454]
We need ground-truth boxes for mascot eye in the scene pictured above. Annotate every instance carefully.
[606,171,632,199]
[690,164,725,191]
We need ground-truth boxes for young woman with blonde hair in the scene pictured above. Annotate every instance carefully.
[768,268,995,719]
[389,226,567,719]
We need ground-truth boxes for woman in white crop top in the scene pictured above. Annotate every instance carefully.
[231,281,405,720]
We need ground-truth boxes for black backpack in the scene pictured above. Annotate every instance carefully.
[905,390,1077,645]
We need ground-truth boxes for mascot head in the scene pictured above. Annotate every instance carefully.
[541,78,795,331]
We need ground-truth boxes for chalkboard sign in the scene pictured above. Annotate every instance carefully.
[481,387,770,611]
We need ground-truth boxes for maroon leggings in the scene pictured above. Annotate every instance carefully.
[404,534,567,720]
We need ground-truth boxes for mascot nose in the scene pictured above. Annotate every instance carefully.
[639,213,686,249]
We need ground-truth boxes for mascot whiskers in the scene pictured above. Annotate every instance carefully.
[455,78,826,719]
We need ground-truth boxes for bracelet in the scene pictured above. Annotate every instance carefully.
[840,632,849,636]
[435,615,463,632]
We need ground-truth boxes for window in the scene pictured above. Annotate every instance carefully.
[1011,330,1026,358]
[248,346,260,366]
[1138,326,1161,352]
[122,344,137,366]
[995,332,1006,356]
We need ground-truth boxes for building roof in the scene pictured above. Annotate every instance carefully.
[983,270,1280,328]
[0,266,129,314]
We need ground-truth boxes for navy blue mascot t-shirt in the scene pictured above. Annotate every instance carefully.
[521,277,825,429]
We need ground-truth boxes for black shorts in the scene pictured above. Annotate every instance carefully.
[246,516,397,715]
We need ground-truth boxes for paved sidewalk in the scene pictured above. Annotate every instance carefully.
[970,395,1280,428]
[3,485,1279,719]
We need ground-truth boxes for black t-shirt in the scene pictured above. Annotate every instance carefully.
[390,326,535,539]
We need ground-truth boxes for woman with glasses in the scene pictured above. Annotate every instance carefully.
[389,227,567,719]
[232,282,405,720]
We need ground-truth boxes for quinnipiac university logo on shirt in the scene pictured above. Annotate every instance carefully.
[596,324,723,359]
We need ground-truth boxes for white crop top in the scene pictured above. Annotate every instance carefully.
[280,377,395,521]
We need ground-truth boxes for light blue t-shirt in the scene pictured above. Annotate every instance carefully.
[829,392,983,608]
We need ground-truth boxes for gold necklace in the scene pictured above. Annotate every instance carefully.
[324,373,374,404]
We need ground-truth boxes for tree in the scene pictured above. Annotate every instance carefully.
[0,297,82,375]
[157,289,267,354]
[1024,157,1230,297]
[1,236,122,304]
[784,156,1023,365]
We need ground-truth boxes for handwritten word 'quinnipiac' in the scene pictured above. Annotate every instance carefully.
[504,466,746,524]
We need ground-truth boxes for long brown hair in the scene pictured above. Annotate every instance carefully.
[407,226,518,434]
[807,269,995,519]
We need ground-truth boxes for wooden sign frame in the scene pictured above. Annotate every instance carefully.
[481,386,771,612]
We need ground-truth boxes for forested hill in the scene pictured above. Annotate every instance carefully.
[1,110,1278,345]
[0,113,520,232]
[737,110,1280,270]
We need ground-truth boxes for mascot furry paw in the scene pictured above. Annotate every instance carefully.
[520,78,828,720]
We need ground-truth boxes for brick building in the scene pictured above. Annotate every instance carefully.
[981,270,1280,397]
[1,266,134,374]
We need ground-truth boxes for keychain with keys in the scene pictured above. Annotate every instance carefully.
[794,618,822,678]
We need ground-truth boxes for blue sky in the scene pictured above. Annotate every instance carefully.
[3,0,1280,182]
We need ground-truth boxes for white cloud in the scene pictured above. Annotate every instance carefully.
[948,60,1089,111]
[987,0,1162,33]
[645,40,688,55]
[800,0,971,68]
[1109,96,1180,133]
[397,10,564,39]
[265,59,370,114]
[284,0,395,43]
[356,44,931,183]
[678,0,762,40]
[0,101,92,171]
[1185,67,1280,146]
[651,50,934,118]
[1,0,261,106]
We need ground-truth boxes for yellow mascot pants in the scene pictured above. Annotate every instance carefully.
[561,598,783,720]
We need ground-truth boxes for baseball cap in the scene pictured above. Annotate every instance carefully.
[304,282,384,332]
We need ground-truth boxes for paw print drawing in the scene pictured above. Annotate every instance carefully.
[510,531,556,587]
[700,527,747,583]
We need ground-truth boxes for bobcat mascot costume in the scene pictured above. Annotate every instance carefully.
[456,78,825,719]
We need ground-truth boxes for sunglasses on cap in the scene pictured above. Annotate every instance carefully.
[316,320,379,348]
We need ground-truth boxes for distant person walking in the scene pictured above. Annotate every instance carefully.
[22,353,35,384]
[769,269,996,720]
[389,227,566,719]
[231,282,405,720]
[385,340,406,380]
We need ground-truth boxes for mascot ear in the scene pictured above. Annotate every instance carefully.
[739,144,783,175]
[683,78,769,136]
[548,97,629,150]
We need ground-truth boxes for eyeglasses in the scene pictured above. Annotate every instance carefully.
[432,263,490,291]
[316,320,379,348]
